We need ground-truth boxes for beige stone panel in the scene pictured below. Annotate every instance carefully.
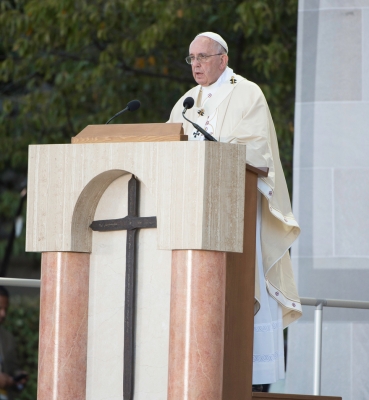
[86,175,172,400]
[26,142,246,253]
[202,143,245,250]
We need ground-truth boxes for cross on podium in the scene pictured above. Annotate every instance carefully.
[90,175,157,400]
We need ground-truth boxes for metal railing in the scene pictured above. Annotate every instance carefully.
[1,278,368,396]
[300,297,369,396]
[0,277,40,288]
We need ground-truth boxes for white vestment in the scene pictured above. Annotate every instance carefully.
[253,192,285,384]
[168,67,301,384]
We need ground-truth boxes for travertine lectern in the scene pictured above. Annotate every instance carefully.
[26,124,341,400]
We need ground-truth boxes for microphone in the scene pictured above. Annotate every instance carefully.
[105,100,141,124]
[183,97,194,110]
[181,97,217,142]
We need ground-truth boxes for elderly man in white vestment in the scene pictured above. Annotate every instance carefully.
[168,32,302,389]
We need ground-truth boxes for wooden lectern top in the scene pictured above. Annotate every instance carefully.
[71,123,187,143]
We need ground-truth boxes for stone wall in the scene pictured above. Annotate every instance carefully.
[286,1,369,399]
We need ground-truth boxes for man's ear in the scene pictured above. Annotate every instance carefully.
[220,54,229,69]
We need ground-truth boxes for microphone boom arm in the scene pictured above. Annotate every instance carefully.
[105,100,141,124]
[105,107,129,124]
[182,108,217,142]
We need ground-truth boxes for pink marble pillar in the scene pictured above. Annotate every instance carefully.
[38,252,90,400]
[168,250,227,400]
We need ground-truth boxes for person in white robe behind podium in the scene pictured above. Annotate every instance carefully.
[168,32,302,391]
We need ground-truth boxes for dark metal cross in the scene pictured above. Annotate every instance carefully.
[90,175,157,400]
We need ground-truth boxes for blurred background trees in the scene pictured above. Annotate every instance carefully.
[0,0,297,397]
[1,0,298,263]
[4,296,39,400]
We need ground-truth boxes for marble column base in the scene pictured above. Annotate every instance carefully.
[168,250,226,400]
[38,252,90,400]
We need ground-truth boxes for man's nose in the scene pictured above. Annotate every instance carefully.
[193,57,201,67]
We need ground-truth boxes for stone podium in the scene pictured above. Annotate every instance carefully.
[26,124,341,400]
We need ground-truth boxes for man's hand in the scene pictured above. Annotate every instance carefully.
[0,373,14,389]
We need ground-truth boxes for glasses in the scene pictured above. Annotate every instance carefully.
[185,53,224,65]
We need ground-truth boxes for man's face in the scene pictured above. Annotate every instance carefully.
[189,37,228,86]
[0,296,8,324]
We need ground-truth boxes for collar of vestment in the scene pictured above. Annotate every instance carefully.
[194,67,244,136]
[195,67,243,112]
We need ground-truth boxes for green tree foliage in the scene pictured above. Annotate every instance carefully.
[0,0,297,393]
[0,0,298,258]
[4,296,39,400]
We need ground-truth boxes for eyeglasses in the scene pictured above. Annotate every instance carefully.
[185,53,224,65]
